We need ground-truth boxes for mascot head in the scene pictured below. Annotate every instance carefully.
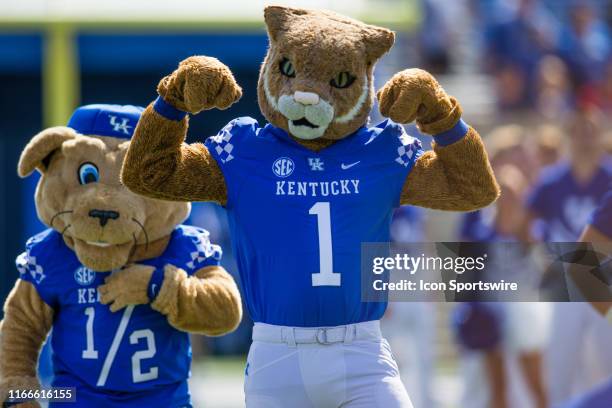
[257,6,395,145]
[18,105,190,271]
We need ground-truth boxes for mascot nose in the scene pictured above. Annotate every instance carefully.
[88,209,120,227]
[294,91,320,106]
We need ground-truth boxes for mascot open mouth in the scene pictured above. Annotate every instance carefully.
[291,118,318,128]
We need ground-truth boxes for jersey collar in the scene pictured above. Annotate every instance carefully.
[263,122,374,157]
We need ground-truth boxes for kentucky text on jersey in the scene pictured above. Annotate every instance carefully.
[275,179,360,196]
[15,225,221,407]
[204,117,424,327]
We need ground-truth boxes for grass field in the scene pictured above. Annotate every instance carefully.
[189,356,463,408]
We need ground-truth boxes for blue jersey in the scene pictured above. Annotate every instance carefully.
[590,186,612,238]
[205,117,422,327]
[16,225,221,407]
[527,160,612,241]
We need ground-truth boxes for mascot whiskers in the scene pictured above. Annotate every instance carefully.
[0,104,242,408]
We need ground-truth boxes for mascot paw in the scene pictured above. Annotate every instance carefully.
[157,55,243,114]
[99,264,154,312]
[377,68,453,126]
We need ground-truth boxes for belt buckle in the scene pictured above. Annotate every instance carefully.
[316,328,334,345]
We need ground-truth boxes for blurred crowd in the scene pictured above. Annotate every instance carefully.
[420,0,611,118]
[383,1,612,407]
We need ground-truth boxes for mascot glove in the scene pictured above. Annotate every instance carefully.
[99,264,154,312]
[377,68,461,134]
[156,56,242,115]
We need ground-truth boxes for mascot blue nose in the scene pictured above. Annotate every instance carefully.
[88,209,120,227]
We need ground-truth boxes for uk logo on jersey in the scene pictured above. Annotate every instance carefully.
[74,266,96,286]
[272,157,295,178]
[308,158,324,171]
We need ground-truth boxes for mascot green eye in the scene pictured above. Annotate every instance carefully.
[330,72,356,89]
[279,58,296,78]
[78,162,99,185]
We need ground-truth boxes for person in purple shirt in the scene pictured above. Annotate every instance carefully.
[527,109,612,242]
[525,108,612,405]
[560,187,612,408]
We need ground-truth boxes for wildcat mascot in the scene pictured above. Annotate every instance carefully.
[122,6,500,408]
[0,105,242,407]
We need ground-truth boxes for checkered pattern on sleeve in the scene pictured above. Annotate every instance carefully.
[209,127,235,164]
[16,251,46,284]
[395,133,422,167]
[183,228,223,270]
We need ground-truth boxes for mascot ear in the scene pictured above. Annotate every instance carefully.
[363,26,395,63]
[264,5,301,42]
[18,126,77,177]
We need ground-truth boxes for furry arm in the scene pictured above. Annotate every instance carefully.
[121,105,228,205]
[378,69,499,211]
[121,56,242,205]
[402,121,499,211]
[0,280,53,407]
[151,265,242,336]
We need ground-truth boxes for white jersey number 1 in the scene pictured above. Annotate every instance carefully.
[309,202,341,286]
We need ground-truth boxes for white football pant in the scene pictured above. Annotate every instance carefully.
[244,320,414,408]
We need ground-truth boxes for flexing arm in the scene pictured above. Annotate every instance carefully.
[378,69,499,211]
[121,56,243,205]
[0,280,53,407]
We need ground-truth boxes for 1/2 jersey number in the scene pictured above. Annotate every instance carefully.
[309,202,341,286]
[82,306,158,386]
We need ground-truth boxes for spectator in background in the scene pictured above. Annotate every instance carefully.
[455,165,549,408]
[599,60,612,112]
[534,124,564,169]
[536,55,574,119]
[460,124,540,242]
[557,1,611,90]
[484,0,559,110]
[604,130,612,155]
[559,188,612,408]
[418,0,453,73]
[525,108,612,405]
[384,206,436,408]
[527,108,611,241]
[485,124,537,180]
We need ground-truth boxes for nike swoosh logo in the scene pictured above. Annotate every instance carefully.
[151,284,157,296]
[341,161,360,170]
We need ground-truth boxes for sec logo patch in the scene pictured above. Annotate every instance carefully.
[272,157,295,178]
[74,266,96,286]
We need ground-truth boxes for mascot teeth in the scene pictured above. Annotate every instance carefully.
[86,241,112,247]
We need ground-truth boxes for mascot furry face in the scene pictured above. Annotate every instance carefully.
[17,106,190,271]
[258,6,394,141]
